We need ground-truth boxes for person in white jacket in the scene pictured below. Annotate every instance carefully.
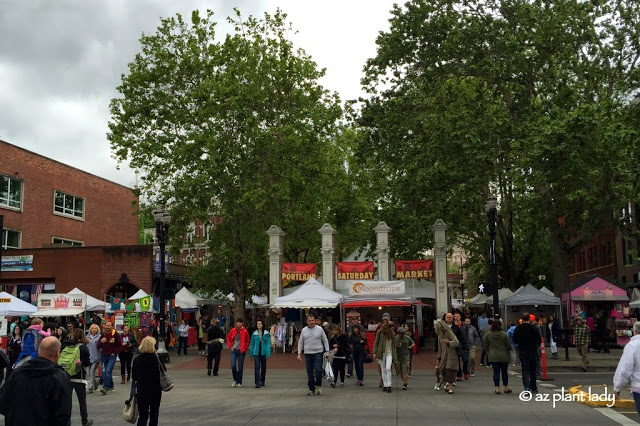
[613,321,640,414]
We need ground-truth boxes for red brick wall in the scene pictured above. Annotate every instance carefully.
[0,140,138,249]
[1,245,153,299]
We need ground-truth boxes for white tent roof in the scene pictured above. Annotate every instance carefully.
[68,288,104,311]
[498,288,514,301]
[128,289,149,300]
[226,293,269,308]
[271,278,343,309]
[467,293,489,306]
[539,286,555,297]
[0,291,37,316]
[504,283,561,306]
[105,289,157,313]
[175,287,199,310]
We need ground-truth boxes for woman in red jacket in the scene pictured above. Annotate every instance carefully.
[226,318,250,387]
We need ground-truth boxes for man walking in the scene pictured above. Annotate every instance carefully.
[395,327,414,390]
[97,321,122,394]
[478,312,489,365]
[0,336,72,426]
[574,316,591,372]
[480,318,492,367]
[216,309,227,334]
[513,313,541,393]
[614,321,640,414]
[226,318,250,387]
[206,319,224,376]
[465,317,481,377]
[453,312,469,380]
[297,315,330,395]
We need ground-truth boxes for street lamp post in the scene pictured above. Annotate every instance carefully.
[154,206,171,364]
[485,195,499,319]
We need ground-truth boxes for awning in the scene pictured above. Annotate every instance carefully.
[343,300,412,308]
[571,295,629,301]
[33,308,85,317]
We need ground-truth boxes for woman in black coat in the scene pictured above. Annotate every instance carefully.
[329,326,350,387]
[132,336,165,426]
[62,328,92,426]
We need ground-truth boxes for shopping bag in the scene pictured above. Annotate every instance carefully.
[324,359,335,383]
[122,381,138,423]
[156,355,174,392]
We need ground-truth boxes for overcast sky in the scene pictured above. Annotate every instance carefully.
[0,0,397,188]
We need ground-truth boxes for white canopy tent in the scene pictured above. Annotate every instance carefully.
[105,289,157,313]
[503,283,561,323]
[0,291,37,316]
[271,278,343,309]
[539,286,555,297]
[175,287,199,311]
[34,293,86,317]
[467,293,489,306]
[67,288,104,311]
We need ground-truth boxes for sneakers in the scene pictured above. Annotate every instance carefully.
[346,373,352,378]
[315,386,323,395]
[402,384,408,390]
[255,384,261,388]
[340,382,344,386]
[261,382,265,387]
[330,382,336,388]
[356,380,363,386]
[456,377,462,381]
[82,420,94,426]
[236,383,242,388]
[232,382,237,387]
[470,373,475,377]
[308,390,315,396]
[464,374,469,380]
[99,388,108,395]
[207,369,211,376]
[480,363,484,366]
[386,387,392,393]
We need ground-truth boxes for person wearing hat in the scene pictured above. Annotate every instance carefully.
[513,312,541,393]
[395,327,415,390]
[574,315,591,372]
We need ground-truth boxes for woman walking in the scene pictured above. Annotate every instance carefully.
[178,319,189,356]
[87,324,101,393]
[373,322,397,393]
[483,319,512,394]
[434,316,460,394]
[132,336,165,426]
[62,328,93,426]
[348,325,367,386]
[329,326,350,387]
[248,320,271,388]
[119,325,136,384]
[8,326,22,368]
[197,318,206,356]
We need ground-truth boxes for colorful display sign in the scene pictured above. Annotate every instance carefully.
[348,280,405,296]
[337,261,375,280]
[395,259,434,279]
[281,263,317,287]
[1,255,33,272]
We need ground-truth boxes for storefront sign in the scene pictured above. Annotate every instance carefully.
[1,255,33,272]
[337,262,374,280]
[37,293,86,310]
[0,298,11,303]
[348,280,405,295]
[395,259,433,279]
[281,263,317,287]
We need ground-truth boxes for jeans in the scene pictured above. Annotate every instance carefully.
[207,350,221,374]
[379,354,392,387]
[101,354,117,390]
[119,351,133,377]
[332,357,346,384]
[304,352,324,391]
[510,346,519,366]
[137,394,161,426]
[88,361,100,390]
[491,362,508,387]
[519,351,538,392]
[481,348,488,364]
[457,350,469,377]
[177,336,188,355]
[347,356,354,376]
[254,354,267,386]
[353,351,364,381]
[633,392,640,416]
[230,349,245,385]
[71,381,88,423]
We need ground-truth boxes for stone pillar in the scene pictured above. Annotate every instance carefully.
[266,225,285,304]
[432,219,449,319]
[318,223,336,290]
[374,222,391,281]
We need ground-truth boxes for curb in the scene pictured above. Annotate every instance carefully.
[568,385,635,409]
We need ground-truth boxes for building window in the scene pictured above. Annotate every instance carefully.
[1,229,20,249]
[54,190,84,219]
[0,175,22,210]
[52,237,83,247]
[185,253,196,265]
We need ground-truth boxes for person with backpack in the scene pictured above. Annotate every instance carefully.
[97,321,122,394]
[61,328,93,426]
[13,317,51,368]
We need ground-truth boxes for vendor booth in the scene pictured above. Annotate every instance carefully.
[503,284,561,325]
[34,293,86,317]
[0,291,37,316]
[563,275,631,346]
[67,288,104,311]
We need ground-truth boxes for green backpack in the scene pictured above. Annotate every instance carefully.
[58,344,80,376]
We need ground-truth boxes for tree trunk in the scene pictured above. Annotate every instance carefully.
[233,268,246,324]
[549,229,571,295]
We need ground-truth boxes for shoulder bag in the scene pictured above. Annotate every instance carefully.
[363,345,373,363]
[122,381,138,423]
[156,354,174,392]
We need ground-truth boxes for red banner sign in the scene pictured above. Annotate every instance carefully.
[282,263,317,287]
[337,261,375,280]
[395,259,434,279]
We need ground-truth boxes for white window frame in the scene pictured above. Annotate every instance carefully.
[53,190,85,220]
[51,237,83,247]
[0,174,23,211]
[1,229,21,249]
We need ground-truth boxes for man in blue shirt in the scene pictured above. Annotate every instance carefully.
[216,309,227,333]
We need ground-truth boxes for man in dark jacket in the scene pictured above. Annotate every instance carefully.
[513,312,541,393]
[206,319,224,376]
[0,336,72,426]
[453,312,469,380]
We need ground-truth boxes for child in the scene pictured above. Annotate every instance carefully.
[395,327,415,390]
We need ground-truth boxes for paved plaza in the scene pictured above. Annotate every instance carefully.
[41,349,640,425]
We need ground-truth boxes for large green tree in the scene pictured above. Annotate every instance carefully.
[357,0,640,293]
[109,9,370,319]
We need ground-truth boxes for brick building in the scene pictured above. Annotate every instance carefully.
[0,139,138,250]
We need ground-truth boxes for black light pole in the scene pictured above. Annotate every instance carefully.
[154,206,171,364]
[485,195,499,319]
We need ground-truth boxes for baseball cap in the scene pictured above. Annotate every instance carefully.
[396,327,406,334]
[529,314,536,322]
[322,322,330,327]
[575,315,584,321]
[382,313,391,320]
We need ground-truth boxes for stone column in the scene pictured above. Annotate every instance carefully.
[266,225,285,304]
[374,222,391,281]
[318,223,336,290]
[432,219,449,319]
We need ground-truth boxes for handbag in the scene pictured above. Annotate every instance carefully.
[156,355,174,392]
[122,381,138,423]
[363,346,373,364]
